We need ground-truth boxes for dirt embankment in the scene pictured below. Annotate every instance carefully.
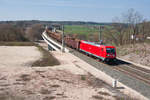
[0,66,122,100]
[0,46,41,68]
[0,46,139,100]
[117,43,150,67]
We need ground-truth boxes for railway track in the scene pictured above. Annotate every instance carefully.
[112,64,150,85]
[68,47,150,86]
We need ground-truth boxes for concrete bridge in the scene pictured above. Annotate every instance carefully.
[42,30,69,53]
[41,30,150,100]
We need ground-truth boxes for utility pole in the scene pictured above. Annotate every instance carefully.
[45,25,48,30]
[61,25,65,52]
[99,26,102,43]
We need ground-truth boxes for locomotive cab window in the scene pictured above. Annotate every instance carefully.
[106,48,115,54]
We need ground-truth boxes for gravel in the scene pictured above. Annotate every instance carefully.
[69,48,150,99]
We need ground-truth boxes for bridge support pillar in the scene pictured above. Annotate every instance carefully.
[48,44,54,51]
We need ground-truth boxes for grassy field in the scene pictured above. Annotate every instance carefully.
[64,25,99,35]
[63,25,112,42]
[32,44,60,67]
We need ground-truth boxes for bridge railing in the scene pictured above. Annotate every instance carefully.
[42,31,69,53]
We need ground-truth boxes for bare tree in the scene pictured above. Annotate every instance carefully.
[122,8,143,44]
[25,24,45,41]
[103,8,144,46]
[140,20,150,40]
[0,24,27,41]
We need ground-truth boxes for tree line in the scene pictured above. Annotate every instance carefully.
[0,23,45,42]
[0,20,107,42]
[0,9,149,45]
[102,8,150,46]
[0,24,27,41]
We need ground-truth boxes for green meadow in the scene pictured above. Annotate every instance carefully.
[64,25,99,35]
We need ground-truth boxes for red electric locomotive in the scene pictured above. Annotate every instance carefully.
[46,30,116,62]
[79,40,116,62]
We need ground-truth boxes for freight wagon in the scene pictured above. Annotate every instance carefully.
[46,30,116,62]
[65,36,80,49]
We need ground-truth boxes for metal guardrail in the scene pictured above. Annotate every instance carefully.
[42,31,69,53]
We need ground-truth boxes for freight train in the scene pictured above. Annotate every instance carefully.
[46,29,116,62]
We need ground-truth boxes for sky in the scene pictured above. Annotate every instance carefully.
[0,0,150,22]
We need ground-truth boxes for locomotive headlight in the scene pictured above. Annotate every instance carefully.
[107,54,110,56]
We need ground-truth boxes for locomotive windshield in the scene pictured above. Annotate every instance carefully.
[106,48,115,54]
